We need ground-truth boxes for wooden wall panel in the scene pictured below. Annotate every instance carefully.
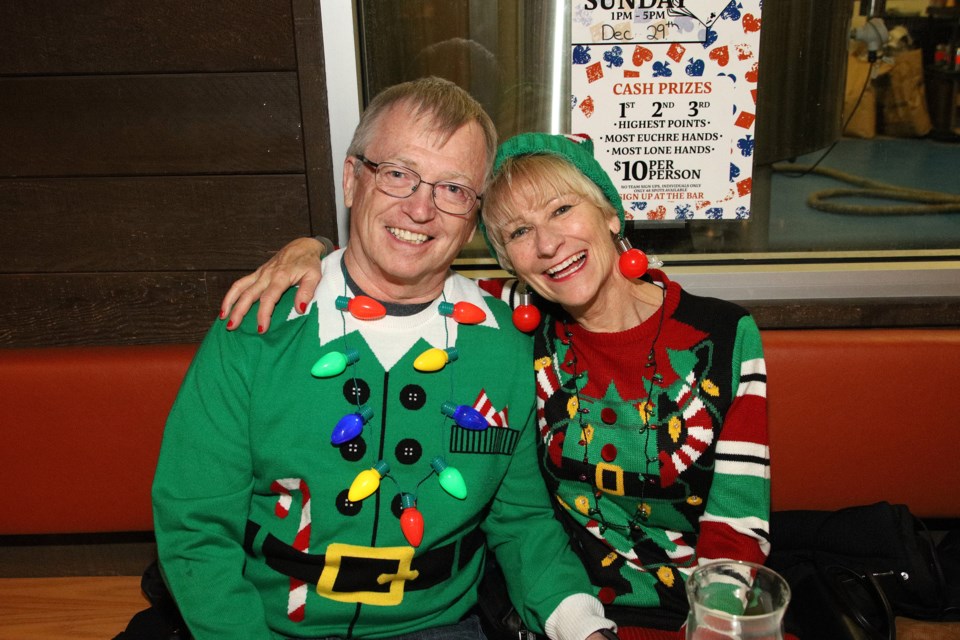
[0,1,296,74]
[0,273,250,347]
[0,176,309,272]
[0,74,305,177]
[0,0,336,348]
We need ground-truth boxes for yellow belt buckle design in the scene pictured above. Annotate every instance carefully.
[595,461,625,496]
[317,543,419,606]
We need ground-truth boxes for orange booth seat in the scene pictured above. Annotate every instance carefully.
[1,328,958,537]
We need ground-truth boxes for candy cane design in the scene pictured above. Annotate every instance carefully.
[271,478,311,622]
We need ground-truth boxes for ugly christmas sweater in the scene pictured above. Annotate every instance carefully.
[529,270,770,629]
[153,250,608,640]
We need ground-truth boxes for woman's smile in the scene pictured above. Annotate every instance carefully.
[545,251,587,279]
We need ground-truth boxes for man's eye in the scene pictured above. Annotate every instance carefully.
[442,183,463,196]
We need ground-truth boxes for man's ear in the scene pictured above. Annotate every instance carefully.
[343,156,358,208]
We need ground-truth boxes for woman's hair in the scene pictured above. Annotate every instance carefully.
[482,153,617,273]
[346,76,498,187]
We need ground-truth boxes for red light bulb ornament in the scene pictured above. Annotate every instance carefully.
[430,456,467,499]
[336,294,386,320]
[616,236,649,280]
[331,404,374,445]
[511,282,541,333]
[399,493,424,547]
[310,348,359,378]
[438,301,486,325]
[414,347,459,372]
[441,401,488,431]
[348,459,390,502]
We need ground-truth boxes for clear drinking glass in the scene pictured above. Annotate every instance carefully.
[685,560,791,640]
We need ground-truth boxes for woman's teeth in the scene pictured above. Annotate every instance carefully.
[546,252,586,278]
[388,227,429,244]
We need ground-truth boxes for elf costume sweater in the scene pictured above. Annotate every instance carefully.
[152,250,609,640]
[486,270,770,629]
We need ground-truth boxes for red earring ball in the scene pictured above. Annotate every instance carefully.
[616,237,648,280]
[512,286,541,333]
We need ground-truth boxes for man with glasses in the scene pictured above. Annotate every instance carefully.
[152,77,616,640]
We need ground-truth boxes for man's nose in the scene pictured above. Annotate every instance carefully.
[403,184,439,223]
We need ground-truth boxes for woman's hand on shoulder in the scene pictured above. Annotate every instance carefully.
[220,237,326,332]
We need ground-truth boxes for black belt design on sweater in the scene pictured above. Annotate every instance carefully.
[245,521,485,606]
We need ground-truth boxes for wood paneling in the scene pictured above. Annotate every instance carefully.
[0,273,250,347]
[0,74,304,177]
[0,176,309,272]
[0,1,334,347]
[0,0,296,75]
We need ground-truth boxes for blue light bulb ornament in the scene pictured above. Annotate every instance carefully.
[332,404,374,445]
[311,348,359,378]
[431,456,467,500]
[414,347,459,372]
[441,401,488,431]
[348,459,390,502]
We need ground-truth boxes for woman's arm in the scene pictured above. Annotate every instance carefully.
[220,236,329,333]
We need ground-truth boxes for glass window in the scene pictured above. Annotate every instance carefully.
[338,0,960,299]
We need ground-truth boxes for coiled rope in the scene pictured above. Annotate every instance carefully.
[772,162,960,215]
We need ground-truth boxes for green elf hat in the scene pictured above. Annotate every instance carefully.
[479,132,625,260]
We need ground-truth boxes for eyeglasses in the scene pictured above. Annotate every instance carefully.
[355,155,481,217]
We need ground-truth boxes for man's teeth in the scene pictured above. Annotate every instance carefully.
[547,252,586,277]
[388,227,429,244]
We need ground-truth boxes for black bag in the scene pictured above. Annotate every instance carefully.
[114,561,192,640]
[767,502,960,640]
[476,555,541,640]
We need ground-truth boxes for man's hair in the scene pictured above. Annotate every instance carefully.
[346,76,498,187]
[481,153,617,273]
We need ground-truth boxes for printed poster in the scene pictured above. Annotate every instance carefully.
[570,1,763,221]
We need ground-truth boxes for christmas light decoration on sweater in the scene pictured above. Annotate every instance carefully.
[348,459,390,502]
[331,404,374,445]
[414,347,459,372]
[438,300,486,324]
[399,493,424,547]
[430,456,467,499]
[336,294,386,320]
[310,348,359,378]
[441,401,488,431]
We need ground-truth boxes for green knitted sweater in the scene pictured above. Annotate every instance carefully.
[153,251,602,639]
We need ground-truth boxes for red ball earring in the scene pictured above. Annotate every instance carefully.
[616,236,648,279]
[512,281,541,333]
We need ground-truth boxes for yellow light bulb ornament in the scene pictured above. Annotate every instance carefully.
[347,460,390,502]
[430,456,467,500]
[413,347,459,372]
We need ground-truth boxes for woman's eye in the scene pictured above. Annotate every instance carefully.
[507,227,529,241]
[554,204,572,216]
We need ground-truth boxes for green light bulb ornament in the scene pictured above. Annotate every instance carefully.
[430,456,467,500]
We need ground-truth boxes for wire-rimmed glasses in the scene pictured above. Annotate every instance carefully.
[356,155,481,216]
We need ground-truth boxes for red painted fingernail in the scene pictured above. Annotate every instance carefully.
[298,302,307,313]
[258,325,265,334]
[226,320,234,329]
[219,310,226,320]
